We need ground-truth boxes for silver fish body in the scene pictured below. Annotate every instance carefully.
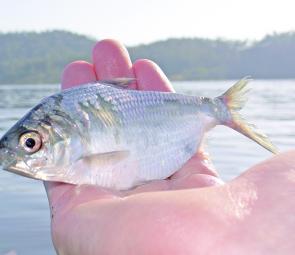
[0,79,277,190]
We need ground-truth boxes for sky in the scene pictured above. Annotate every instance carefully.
[0,0,295,45]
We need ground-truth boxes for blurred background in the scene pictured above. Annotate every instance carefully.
[0,0,294,254]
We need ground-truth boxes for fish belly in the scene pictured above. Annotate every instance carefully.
[124,115,204,188]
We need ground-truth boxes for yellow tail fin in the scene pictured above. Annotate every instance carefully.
[219,77,278,154]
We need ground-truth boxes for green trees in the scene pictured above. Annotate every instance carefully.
[0,31,94,84]
[0,30,294,84]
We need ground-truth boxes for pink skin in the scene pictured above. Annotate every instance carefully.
[45,39,295,255]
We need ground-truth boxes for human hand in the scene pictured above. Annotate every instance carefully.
[45,40,295,255]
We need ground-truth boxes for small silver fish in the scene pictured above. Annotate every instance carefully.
[0,78,277,190]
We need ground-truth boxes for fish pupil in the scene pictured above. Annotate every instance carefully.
[25,138,36,148]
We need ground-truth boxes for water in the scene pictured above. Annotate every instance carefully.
[0,80,294,255]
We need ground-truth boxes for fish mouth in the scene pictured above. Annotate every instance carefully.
[0,149,35,179]
[4,165,36,179]
[1,159,36,179]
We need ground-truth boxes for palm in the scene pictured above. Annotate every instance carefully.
[45,40,295,255]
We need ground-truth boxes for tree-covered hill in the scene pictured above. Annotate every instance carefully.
[0,30,294,84]
[129,38,243,80]
[0,31,95,83]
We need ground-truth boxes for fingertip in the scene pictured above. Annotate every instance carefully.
[133,59,174,92]
[170,150,218,179]
[61,61,97,90]
[92,39,135,88]
[170,174,224,190]
[92,39,124,59]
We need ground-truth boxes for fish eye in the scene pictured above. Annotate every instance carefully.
[19,131,42,153]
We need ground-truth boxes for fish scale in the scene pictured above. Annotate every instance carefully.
[58,83,206,188]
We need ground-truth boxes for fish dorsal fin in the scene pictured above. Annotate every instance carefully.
[80,150,130,168]
[100,77,136,88]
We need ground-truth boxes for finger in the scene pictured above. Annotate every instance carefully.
[170,150,218,179]
[166,149,221,191]
[133,59,174,92]
[92,39,136,89]
[170,174,224,190]
[61,61,97,90]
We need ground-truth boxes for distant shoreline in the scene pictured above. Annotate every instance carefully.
[1,30,295,84]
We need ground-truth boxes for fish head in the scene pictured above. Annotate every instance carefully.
[0,98,73,180]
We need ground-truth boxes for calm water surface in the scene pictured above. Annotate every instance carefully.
[0,80,294,254]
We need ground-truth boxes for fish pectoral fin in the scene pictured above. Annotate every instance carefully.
[80,150,130,167]
[100,77,136,88]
